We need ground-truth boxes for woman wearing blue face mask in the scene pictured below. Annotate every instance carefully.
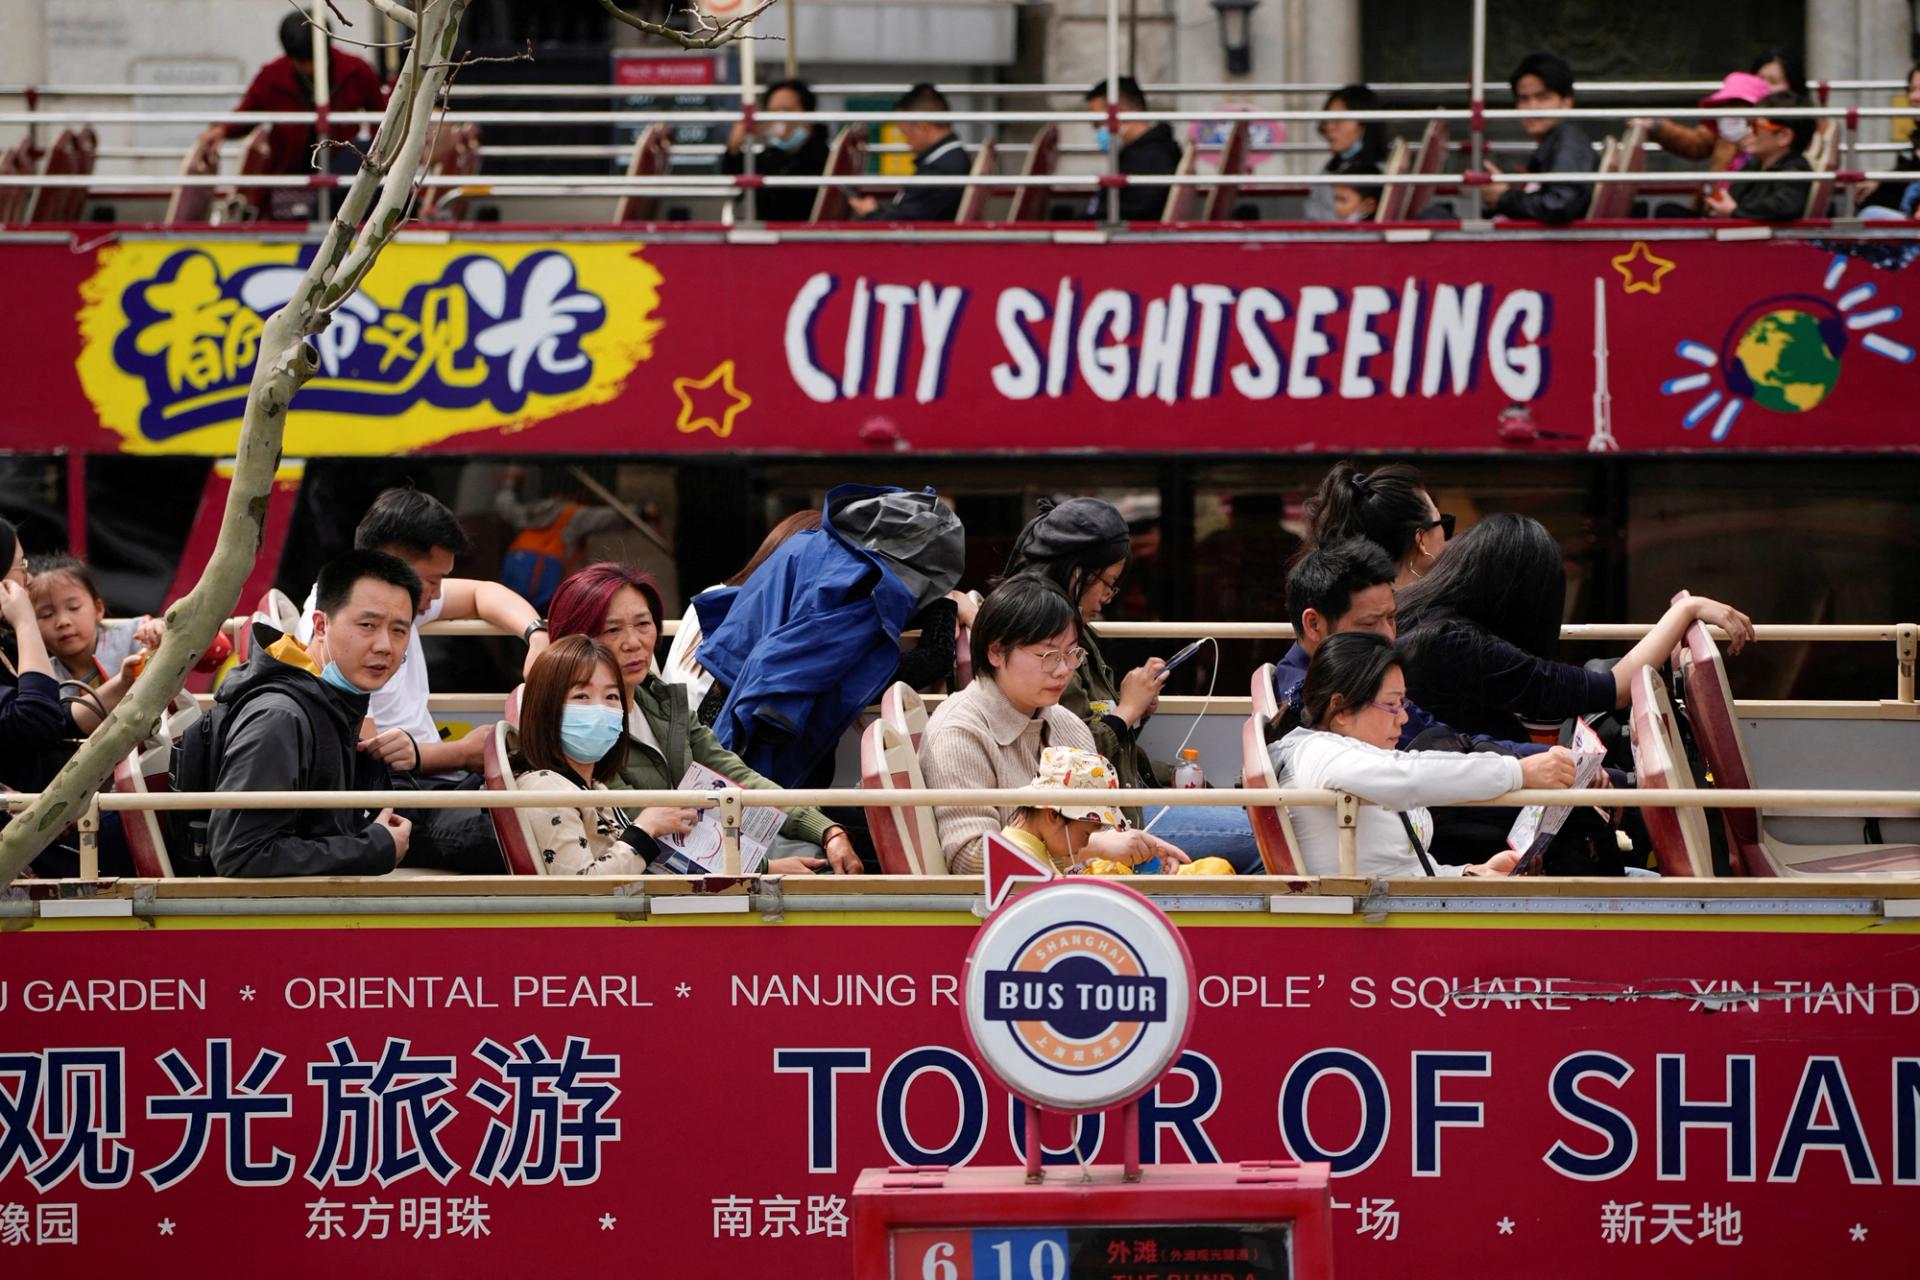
[511,634,701,874]
[721,78,830,223]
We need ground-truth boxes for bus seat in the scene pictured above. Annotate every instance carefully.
[417,123,482,222]
[1241,711,1303,875]
[613,122,671,223]
[1678,621,1920,877]
[1161,144,1199,223]
[952,624,973,689]
[1373,137,1412,222]
[810,125,869,223]
[481,720,543,875]
[954,139,996,223]
[166,129,223,225]
[1251,663,1281,720]
[1005,124,1058,222]
[1589,119,1647,219]
[32,127,97,223]
[879,682,928,756]
[1627,667,1715,877]
[0,138,33,223]
[1200,118,1249,222]
[115,742,177,878]
[1403,119,1451,220]
[1803,120,1838,218]
[860,719,944,875]
[503,683,525,729]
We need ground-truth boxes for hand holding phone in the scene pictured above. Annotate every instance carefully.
[1160,639,1206,678]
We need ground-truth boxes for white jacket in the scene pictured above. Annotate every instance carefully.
[1270,727,1523,878]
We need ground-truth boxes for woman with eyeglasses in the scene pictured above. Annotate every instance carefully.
[1004,498,1255,869]
[0,517,64,795]
[1272,632,1573,878]
[920,573,1187,876]
[1300,461,1452,587]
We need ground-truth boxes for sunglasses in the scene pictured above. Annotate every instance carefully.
[1419,513,1457,539]
[1751,117,1793,134]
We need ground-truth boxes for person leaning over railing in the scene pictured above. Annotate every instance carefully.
[1272,632,1575,879]
[1483,52,1596,225]
[546,562,860,875]
[208,551,420,877]
[920,573,1186,876]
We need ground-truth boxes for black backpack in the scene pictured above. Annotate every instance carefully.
[164,682,276,876]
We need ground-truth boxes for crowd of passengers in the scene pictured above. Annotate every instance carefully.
[0,460,1756,883]
[154,17,1906,227]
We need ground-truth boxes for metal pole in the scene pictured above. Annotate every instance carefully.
[1105,0,1121,226]
[1469,0,1485,219]
[785,0,798,79]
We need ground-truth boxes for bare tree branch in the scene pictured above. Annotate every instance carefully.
[366,0,420,30]
[597,0,782,50]
[283,0,419,50]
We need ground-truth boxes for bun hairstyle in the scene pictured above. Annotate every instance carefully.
[1300,460,1433,567]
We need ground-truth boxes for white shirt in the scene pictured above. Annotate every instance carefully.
[1270,727,1523,878]
[298,585,444,747]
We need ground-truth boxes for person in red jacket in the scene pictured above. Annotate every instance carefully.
[198,13,386,211]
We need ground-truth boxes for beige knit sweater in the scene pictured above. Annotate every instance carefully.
[919,675,1095,875]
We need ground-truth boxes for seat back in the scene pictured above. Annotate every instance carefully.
[418,123,482,221]
[32,127,96,223]
[480,720,544,875]
[0,138,33,223]
[879,682,929,755]
[1250,662,1281,720]
[1605,119,1648,218]
[613,122,672,223]
[1803,119,1837,218]
[1240,712,1303,875]
[1628,668,1715,877]
[503,683,525,729]
[166,131,224,225]
[1200,118,1250,222]
[1402,119,1450,219]
[953,138,996,222]
[1005,124,1058,222]
[115,742,177,878]
[952,624,974,689]
[859,719,944,875]
[1586,137,1622,219]
[810,125,869,223]
[1675,619,1765,873]
[1160,144,1199,223]
[1373,137,1413,222]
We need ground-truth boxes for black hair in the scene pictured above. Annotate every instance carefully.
[1751,47,1809,98]
[972,572,1077,676]
[1510,52,1575,100]
[895,82,951,114]
[1395,512,1564,660]
[1286,538,1398,634]
[1330,156,1383,208]
[0,516,18,566]
[764,77,817,114]
[1757,90,1816,154]
[315,550,423,620]
[353,487,471,558]
[1300,631,1405,729]
[1322,83,1388,165]
[280,12,316,62]
[1085,76,1148,111]
[1300,460,1434,567]
[26,553,100,601]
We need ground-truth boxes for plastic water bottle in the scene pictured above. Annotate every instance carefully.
[1173,748,1205,790]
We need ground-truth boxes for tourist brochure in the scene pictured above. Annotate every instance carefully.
[1506,719,1608,870]
[649,762,784,875]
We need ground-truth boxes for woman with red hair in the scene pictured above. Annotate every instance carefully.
[547,563,861,875]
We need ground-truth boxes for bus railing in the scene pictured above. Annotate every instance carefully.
[11,784,1920,882]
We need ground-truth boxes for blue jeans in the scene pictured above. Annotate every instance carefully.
[1143,803,1263,875]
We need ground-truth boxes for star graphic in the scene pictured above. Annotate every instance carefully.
[1611,240,1676,295]
[1849,1223,1868,1242]
[158,1218,176,1236]
[1496,1217,1514,1235]
[239,986,256,1001]
[675,982,691,998]
[600,1213,618,1231]
[672,360,752,438]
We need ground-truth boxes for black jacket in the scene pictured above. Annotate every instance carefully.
[1115,123,1182,222]
[207,624,398,877]
[0,633,67,790]
[721,126,831,223]
[866,134,969,222]
[1497,121,1596,224]
[1733,152,1812,221]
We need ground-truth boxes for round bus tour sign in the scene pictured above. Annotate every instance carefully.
[962,879,1195,1113]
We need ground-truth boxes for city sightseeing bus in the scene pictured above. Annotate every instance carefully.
[2,44,1919,1280]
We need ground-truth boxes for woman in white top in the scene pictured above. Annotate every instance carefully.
[1270,631,1576,878]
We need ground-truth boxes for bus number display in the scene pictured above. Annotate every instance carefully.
[891,1224,1288,1279]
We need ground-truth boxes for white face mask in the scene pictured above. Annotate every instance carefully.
[1717,116,1750,144]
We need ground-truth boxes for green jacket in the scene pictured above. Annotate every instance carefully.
[1057,635,1174,828]
[620,673,835,848]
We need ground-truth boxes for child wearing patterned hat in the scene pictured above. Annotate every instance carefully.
[1000,746,1208,875]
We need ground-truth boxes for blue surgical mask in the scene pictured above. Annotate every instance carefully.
[318,661,362,694]
[1094,125,1113,153]
[768,127,808,152]
[559,705,624,762]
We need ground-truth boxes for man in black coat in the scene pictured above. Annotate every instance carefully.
[1486,52,1596,224]
[1085,76,1182,222]
[208,550,421,877]
[850,83,970,222]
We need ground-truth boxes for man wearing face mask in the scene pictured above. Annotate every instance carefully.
[1633,71,1770,216]
[722,78,830,223]
[1083,77,1182,222]
[207,551,421,877]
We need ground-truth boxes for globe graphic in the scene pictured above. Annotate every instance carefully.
[1731,308,1842,413]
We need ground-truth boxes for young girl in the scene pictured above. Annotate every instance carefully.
[511,633,702,875]
[1002,746,1226,876]
[28,555,163,728]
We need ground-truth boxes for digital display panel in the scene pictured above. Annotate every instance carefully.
[890,1223,1290,1279]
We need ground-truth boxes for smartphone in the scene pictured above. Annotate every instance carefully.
[1159,639,1206,678]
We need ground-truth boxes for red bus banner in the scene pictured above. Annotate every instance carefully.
[1,908,1915,1276]
[2,234,1917,457]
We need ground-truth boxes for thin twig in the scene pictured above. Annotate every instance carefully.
[282,0,417,49]
[597,0,784,50]
[424,40,536,72]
